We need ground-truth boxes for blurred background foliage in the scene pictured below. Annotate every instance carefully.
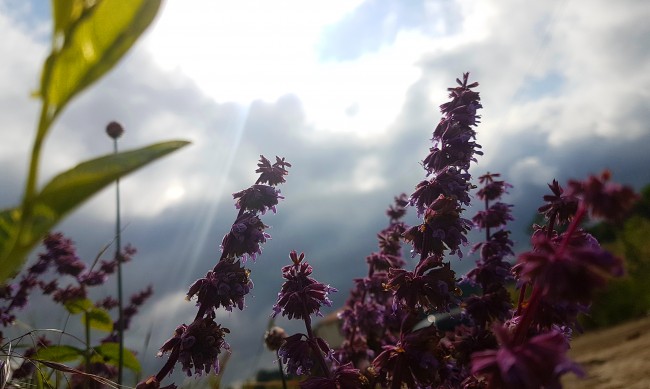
[582,184,650,329]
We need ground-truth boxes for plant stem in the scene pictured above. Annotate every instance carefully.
[113,138,125,386]
[276,350,288,389]
[84,311,91,389]
[304,315,330,378]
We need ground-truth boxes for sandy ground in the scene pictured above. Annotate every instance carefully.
[562,316,650,389]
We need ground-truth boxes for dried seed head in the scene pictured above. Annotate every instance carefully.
[106,121,124,139]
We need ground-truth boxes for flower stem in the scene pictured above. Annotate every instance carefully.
[113,138,125,386]
[304,315,330,378]
[276,350,288,389]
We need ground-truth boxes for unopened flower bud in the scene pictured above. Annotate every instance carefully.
[106,121,124,139]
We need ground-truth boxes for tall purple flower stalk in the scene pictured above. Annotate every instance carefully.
[470,171,638,388]
[372,72,483,388]
[138,156,290,389]
[272,251,369,388]
[1,233,151,385]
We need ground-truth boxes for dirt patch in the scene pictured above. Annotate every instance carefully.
[562,316,650,388]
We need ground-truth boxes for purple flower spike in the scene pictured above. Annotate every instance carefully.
[158,317,230,377]
[476,173,511,202]
[515,233,623,304]
[403,195,472,258]
[472,202,514,230]
[187,260,252,313]
[255,155,291,186]
[385,255,458,312]
[278,333,329,376]
[372,325,441,388]
[568,170,638,221]
[233,184,284,214]
[538,180,579,226]
[41,233,86,277]
[272,251,337,320]
[220,212,270,261]
[471,325,583,389]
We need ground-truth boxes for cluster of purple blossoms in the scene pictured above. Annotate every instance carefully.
[332,74,638,389]
[1,233,151,384]
[468,173,637,388]
[139,156,290,388]
[372,73,484,388]
[271,251,370,388]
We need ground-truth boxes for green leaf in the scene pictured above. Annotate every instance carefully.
[42,0,162,115]
[86,307,113,332]
[35,345,84,363]
[0,140,190,282]
[93,343,141,373]
[51,0,87,38]
[64,298,93,314]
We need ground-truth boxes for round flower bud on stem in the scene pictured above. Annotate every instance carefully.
[106,121,124,139]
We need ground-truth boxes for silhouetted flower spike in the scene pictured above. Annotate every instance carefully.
[472,202,514,230]
[477,173,512,202]
[372,324,441,388]
[256,155,291,186]
[471,324,582,388]
[568,170,638,221]
[220,212,270,262]
[538,180,579,226]
[233,184,284,214]
[272,251,337,320]
[515,233,623,304]
[41,233,86,277]
[187,260,252,313]
[157,317,230,377]
[385,255,458,312]
[277,333,326,376]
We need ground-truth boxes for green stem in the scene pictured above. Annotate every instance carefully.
[114,138,125,386]
[22,103,51,214]
[84,311,91,389]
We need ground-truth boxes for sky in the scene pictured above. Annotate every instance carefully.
[1,0,649,387]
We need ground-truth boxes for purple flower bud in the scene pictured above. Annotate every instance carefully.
[220,212,270,261]
[233,184,283,214]
[187,260,252,313]
[272,251,337,320]
[255,155,291,186]
[157,317,230,377]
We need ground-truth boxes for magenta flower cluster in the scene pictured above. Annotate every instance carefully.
[1,233,152,383]
[138,156,291,389]
[134,74,638,389]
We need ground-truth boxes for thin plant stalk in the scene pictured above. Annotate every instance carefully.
[276,350,287,389]
[113,137,125,386]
